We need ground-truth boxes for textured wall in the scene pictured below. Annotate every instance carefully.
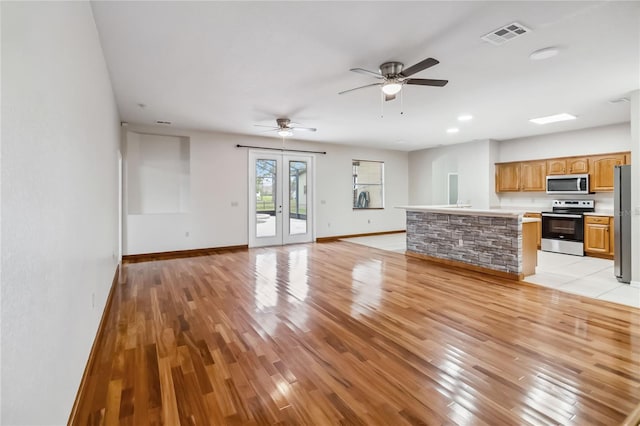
[2,2,120,424]
[407,211,522,274]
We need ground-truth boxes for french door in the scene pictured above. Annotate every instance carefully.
[249,151,314,247]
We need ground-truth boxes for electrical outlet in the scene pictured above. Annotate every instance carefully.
[92,292,95,308]
[185,231,190,237]
[231,201,238,207]
[327,222,331,228]
[321,200,326,205]
[459,239,463,247]
[368,219,371,224]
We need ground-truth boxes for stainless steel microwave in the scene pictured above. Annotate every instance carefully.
[546,174,590,194]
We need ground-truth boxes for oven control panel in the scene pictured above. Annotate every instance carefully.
[551,200,594,209]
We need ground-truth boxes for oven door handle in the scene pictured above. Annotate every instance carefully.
[541,213,582,219]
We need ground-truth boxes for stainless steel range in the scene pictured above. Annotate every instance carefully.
[541,200,595,256]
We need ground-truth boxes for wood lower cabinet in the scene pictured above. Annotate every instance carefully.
[584,215,614,258]
[524,212,542,249]
[522,221,538,276]
[590,154,625,192]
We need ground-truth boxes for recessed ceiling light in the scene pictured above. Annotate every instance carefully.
[446,128,459,134]
[529,113,576,125]
[529,47,560,60]
[458,114,473,121]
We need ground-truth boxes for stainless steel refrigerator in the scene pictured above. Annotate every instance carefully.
[614,165,631,283]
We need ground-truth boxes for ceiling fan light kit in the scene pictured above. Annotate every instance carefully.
[339,57,449,106]
[382,81,402,95]
[254,117,317,138]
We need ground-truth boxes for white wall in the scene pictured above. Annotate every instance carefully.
[408,139,496,209]
[123,126,408,254]
[1,3,120,424]
[498,123,631,163]
[127,133,190,214]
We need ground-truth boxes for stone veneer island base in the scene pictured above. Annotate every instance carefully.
[398,206,537,280]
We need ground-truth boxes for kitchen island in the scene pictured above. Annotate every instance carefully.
[397,205,538,280]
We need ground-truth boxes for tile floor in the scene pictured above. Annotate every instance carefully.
[341,232,640,309]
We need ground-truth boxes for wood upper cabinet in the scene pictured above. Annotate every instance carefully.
[496,152,629,193]
[567,157,589,174]
[520,161,546,191]
[546,159,567,175]
[590,153,625,192]
[496,161,545,192]
[495,163,521,192]
[584,215,613,257]
[547,157,589,175]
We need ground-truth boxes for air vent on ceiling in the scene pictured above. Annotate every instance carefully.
[481,22,531,45]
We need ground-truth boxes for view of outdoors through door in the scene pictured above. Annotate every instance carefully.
[288,160,307,235]
[255,158,278,238]
[250,152,313,247]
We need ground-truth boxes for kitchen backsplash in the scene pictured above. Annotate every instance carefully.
[497,192,613,212]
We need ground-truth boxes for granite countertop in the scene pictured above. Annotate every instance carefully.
[491,205,546,213]
[584,211,614,217]
[396,205,523,217]
[522,217,541,223]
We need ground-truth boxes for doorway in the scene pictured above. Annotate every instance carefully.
[249,151,314,247]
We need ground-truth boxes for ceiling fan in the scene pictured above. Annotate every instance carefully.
[339,57,448,101]
[254,118,317,137]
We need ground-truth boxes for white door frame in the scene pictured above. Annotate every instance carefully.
[248,150,315,247]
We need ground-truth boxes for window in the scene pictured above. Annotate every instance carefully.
[352,160,384,209]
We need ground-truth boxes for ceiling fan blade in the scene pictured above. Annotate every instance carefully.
[384,94,396,102]
[405,78,449,87]
[399,57,439,77]
[338,82,382,95]
[254,124,280,129]
[350,68,384,79]
[291,126,317,132]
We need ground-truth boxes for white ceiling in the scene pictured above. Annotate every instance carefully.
[91,1,640,151]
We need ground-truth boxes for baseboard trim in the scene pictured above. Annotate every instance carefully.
[68,264,120,425]
[316,230,405,243]
[122,245,249,263]
[585,252,614,260]
[405,251,523,281]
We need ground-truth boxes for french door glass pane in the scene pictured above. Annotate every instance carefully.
[289,161,307,235]
[256,159,277,238]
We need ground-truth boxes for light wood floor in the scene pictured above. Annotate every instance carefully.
[73,241,640,425]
